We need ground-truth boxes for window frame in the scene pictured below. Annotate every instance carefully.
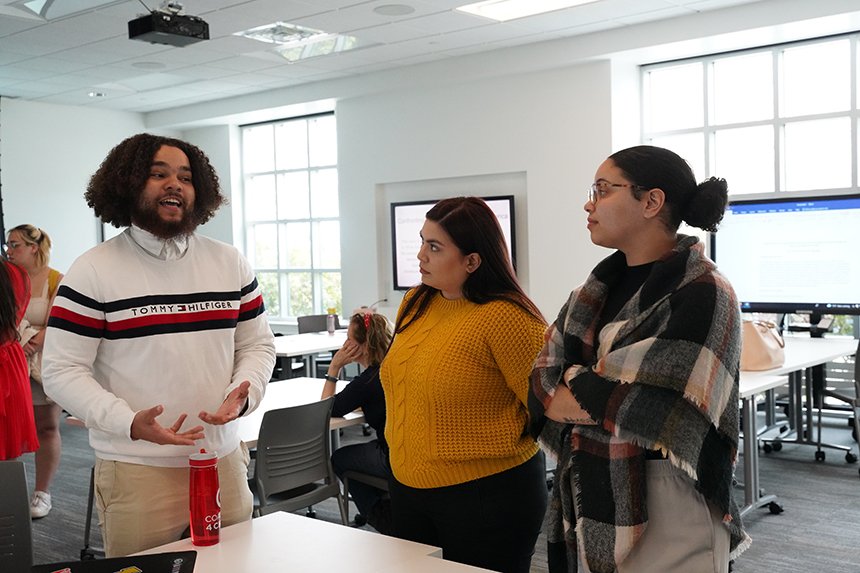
[239,112,341,322]
[641,33,860,197]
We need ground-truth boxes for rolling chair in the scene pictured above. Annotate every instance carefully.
[249,397,349,524]
[0,461,32,571]
[815,337,860,476]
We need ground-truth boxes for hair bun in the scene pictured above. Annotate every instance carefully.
[683,177,728,232]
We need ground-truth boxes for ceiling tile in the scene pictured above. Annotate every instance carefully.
[0,0,811,113]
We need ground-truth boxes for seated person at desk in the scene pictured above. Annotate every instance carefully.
[321,310,393,534]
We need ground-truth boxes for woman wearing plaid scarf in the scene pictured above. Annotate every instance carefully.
[529,145,750,573]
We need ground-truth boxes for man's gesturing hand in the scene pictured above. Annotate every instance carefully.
[198,380,251,426]
[130,406,205,445]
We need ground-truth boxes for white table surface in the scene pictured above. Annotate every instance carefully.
[740,336,858,379]
[239,377,365,448]
[274,331,347,358]
[137,511,493,572]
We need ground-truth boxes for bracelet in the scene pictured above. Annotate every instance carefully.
[324,374,339,383]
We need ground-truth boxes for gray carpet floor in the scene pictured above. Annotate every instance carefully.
[21,410,860,572]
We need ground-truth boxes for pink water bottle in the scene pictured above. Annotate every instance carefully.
[189,449,220,546]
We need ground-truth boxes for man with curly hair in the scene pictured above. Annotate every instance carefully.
[42,133,275,556]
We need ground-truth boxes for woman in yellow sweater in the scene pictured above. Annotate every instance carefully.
[380,196,547,573]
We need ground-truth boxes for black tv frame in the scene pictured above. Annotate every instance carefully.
[710,192,860,322]
[390,195,516,291]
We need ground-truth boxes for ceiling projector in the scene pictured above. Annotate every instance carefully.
[128,10,210,47]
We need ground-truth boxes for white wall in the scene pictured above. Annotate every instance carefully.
[6,0,860,322]
[0,100,237,273]
[337,61,623,319]
[183,124,240,245]
[0,99,146,272]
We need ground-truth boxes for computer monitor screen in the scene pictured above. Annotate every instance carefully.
[390,196,515,291]
[711,193,860,317]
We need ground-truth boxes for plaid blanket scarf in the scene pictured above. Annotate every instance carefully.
[529,236,751,573]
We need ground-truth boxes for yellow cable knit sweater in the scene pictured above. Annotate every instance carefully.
[381,292,546,489]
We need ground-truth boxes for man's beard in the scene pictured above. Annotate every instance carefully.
[132,197,198,239]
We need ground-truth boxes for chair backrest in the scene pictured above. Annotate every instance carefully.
[253,398,335,504]
[0,461,32,571]
[297,314,340,334]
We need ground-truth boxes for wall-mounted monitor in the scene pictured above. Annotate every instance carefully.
[390,196,515,291]
[711,193,860,320]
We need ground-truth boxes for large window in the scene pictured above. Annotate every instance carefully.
[241,113,341,320]
[642,35,859,197]
[641,36,860,335]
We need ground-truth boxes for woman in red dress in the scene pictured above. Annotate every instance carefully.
[0,258,39,460]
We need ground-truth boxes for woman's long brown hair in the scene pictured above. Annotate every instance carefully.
[395,196,544,333]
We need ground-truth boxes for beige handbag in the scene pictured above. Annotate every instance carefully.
[740,320,785,371]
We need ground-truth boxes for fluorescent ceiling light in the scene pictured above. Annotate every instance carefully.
[234,21,373,62]
[456,0,599,22]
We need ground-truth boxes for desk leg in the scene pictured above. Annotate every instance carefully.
[764,388,776,428]
[740,395,781,518]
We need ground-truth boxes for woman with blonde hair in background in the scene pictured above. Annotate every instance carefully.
[6,224,63,518]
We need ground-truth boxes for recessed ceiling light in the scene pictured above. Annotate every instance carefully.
[234,21,375,62]
[373,4,416,16]
[132,61,166,70]
[456,0,599,22]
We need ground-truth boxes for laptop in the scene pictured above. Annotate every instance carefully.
[31,550,197,573]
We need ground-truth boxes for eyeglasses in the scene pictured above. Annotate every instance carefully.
[587,181,649,204]
[3,241,23,251]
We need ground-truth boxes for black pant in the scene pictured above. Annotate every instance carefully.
[390,452,548,573]
[331,440,390,518]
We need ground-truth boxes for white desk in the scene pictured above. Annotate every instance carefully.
[274,331,348,378]
[737,336,858,517]
[750,336,857,456]
[137,511,492,572]
[241,377,365,449]
[274,331,347,358]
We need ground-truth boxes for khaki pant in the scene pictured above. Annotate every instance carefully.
[95,444,253,557]
[618,460,731,573]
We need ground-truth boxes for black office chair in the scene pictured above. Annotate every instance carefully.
[0,461,32,571]
[249,397,349,524]
[80,466,105,559]
[297,314,340,334]
[816,337,860,475]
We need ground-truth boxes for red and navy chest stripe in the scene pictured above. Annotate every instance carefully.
[48,280,266,340]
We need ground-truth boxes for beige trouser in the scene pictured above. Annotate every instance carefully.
[618,460,731,573]
[94,443,253,557]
